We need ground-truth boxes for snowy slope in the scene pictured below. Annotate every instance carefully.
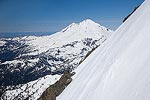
[57,1,150,100]
[0,19,112,100]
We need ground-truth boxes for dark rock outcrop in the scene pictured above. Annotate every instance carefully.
[123,5,140,23]
[38,72,75,100]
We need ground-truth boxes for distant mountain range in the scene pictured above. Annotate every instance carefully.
[0,32,54,38]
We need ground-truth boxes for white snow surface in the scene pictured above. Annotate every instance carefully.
[57,1,150,100]
[0,41,6,46]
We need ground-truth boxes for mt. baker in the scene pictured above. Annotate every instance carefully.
[0,19,112,100]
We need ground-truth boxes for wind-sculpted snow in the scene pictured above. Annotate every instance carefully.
[57,1,150,100]
[0,19,112,99]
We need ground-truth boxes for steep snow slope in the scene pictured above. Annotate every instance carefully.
[0,19,112,100]
[58,1,150,100]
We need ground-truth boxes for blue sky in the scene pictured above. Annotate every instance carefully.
[0,0,144,32]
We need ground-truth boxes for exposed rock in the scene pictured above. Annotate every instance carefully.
[123,5,140,23]
[38,72,75,100]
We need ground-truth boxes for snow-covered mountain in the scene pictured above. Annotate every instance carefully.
[57,1,150,100]
[0,19,112,100]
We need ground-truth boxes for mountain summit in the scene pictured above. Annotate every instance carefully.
[61,19,111,36]
[58,1,150,100]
